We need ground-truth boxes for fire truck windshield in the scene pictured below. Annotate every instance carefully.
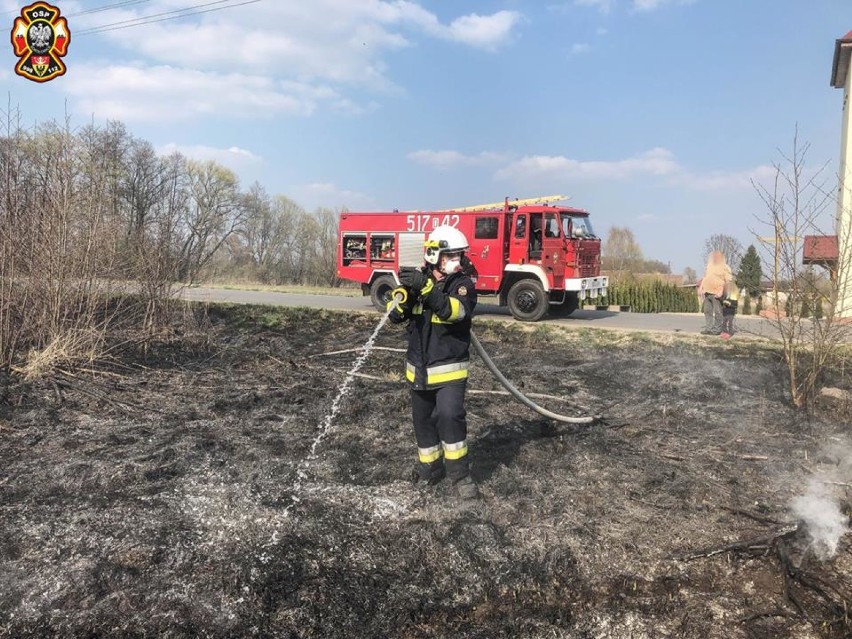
[561,214,596,239]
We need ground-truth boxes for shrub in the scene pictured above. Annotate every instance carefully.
[602,279,698,313]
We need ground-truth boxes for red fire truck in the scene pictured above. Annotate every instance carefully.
[336,195,608,321]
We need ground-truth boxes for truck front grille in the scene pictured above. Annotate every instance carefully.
[578,253,598,277]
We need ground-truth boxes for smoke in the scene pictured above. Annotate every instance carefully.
[790,478,849,560]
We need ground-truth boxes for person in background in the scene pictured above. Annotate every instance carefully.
[697,250,732,335]
[720,282,740,339]
[388,225,479,501]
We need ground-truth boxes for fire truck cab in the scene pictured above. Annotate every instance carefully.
[337,196,608,321]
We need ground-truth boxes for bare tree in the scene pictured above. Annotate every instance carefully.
[0,115,132,378]
[0,100,28,370]
[703,234,744,271]
[120,138,168,242]
[273,196,309,284]
[292,211,319,284]
[602,226,643,274]
[0,111,369,375]
[310,207,342,287]
[239,183,285,282]
[129,151,187,330]
[77,120,131,224]
[177,160,246,284]
[751,132,847,409]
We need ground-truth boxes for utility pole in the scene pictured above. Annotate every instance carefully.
[757,232,801,315]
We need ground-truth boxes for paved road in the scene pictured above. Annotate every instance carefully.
[183,286,777,338]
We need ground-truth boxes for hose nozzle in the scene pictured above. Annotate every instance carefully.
[390,286,408,311]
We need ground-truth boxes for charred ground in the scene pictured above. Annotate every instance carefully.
[0,306,850,638]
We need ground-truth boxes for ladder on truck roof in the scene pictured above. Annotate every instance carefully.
[437,195,569,213]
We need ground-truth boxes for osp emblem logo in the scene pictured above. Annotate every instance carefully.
[11,2,70,82]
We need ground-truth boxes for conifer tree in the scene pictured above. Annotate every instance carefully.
[737,245,763,297]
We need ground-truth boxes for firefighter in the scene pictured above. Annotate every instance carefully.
[388,225,479,500]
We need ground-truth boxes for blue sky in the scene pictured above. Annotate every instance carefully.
[2,0,850,274]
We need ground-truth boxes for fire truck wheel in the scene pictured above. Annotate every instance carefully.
[370,274,397,312]
[507,279,549,322]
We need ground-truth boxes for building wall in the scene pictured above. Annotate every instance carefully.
[837,54,852,315]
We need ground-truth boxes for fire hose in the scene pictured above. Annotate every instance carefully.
[391,288,599,425]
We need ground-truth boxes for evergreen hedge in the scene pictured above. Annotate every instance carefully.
[598,280,699,313]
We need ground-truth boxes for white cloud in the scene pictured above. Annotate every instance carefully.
[633,0,665,9]
[492,147,771,192]
[60,2,521,121]
[407,149,512,169]
[571,43,591,55]
[154,143,265,188]
[636,213,658,221]
[675,165,776,191]
[555,0,695,13]
[157,143,262,169]
[372,4,521,50]
[445,11,522,51]
[495,148,680,181]
[85,11,403,91]
[574,0,615,14]
[632,0,697,12]
[291,182,377,211]
[64,63,352,122]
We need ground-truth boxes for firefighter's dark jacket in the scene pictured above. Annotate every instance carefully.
[388,269,477,391]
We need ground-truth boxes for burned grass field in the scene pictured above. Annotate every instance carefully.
[1,306,851,638]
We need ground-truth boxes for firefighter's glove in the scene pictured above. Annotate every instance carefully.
[461,255,477,277]
[399,269,427,292]
[422,287,443,312]
[399,270,432,298]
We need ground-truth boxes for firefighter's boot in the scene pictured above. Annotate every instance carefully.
[453,475,480,500]
[411,460,446,486]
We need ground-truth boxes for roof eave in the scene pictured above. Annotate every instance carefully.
[831,33,852,88]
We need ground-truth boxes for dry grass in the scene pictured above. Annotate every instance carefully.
[16,328,105,380]
[202,281,362,297]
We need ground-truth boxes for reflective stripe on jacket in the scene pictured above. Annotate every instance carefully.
[389,270,477,390]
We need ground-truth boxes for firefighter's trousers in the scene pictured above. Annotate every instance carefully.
[411,381,469,481]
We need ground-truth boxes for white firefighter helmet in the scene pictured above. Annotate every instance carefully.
[424,225,469,265]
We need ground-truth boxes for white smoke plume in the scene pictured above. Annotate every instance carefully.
[790,478,849,560]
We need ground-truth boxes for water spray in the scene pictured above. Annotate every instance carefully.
[282,306,395,517]
[283,288,598,516]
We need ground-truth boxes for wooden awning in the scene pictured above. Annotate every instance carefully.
[802,235,838,265]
